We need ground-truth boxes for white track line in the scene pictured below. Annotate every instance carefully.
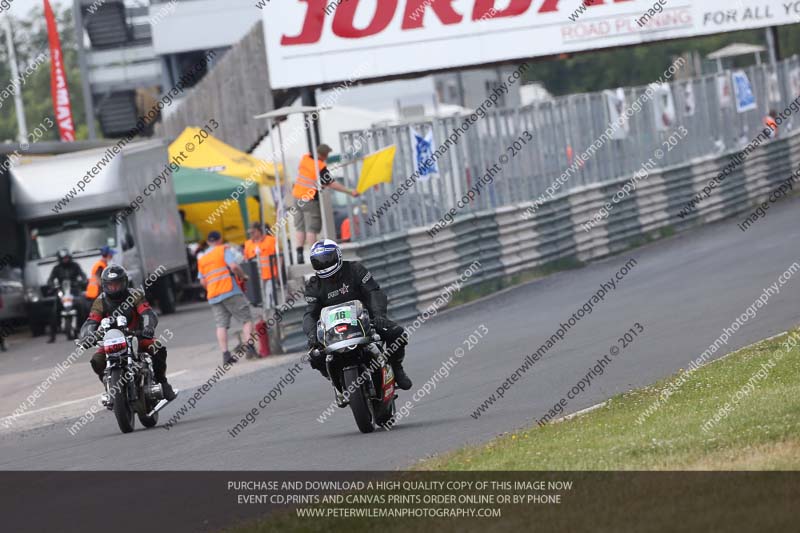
[1,370,188,420]
[551,401,609,425]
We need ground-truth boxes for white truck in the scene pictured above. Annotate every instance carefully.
[9,139,187,336]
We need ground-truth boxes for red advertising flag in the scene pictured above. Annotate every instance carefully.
[44,0,76,142]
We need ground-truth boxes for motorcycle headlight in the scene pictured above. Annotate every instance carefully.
[359,308,371,331]
[103,339,128,355]
[25,288,40,303]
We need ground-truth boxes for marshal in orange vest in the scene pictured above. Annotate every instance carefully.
[292,153,327,202]
[764,115,778,138]
[244,236,278,280]
[197,245,236,301]
[86,258,108,299]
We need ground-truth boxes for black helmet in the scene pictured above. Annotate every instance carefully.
[310,239,342,278]
[101,264,129,300]
[57,248,72,262]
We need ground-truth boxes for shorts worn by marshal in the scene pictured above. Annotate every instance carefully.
[212,293,252,329]
[302,261,407,362]
[293,163,334,235]
[294,199,322,235]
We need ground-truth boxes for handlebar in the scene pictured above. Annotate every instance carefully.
[75,328,147,348]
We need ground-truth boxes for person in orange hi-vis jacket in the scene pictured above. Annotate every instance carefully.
[85,246,115,302]
[292,144,359,264]
[764,110,779,139]
[197,231,257,365]
[243,222,279,312]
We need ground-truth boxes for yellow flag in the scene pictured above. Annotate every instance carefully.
[356,145,396,194]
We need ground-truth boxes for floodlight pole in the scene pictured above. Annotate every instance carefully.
[2,16,28,143]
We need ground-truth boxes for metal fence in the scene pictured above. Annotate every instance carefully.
[339,55,800,241]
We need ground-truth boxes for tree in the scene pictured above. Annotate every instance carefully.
[0,4,88,143]
[524,26,800,96]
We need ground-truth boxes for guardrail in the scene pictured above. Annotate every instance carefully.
[279,131,798,352]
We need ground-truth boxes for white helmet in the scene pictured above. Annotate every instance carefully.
[309,239,342,278]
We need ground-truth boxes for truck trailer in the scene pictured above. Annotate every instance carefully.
[8,139,187,335]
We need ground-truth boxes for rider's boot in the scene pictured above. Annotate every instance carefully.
[385,340,412,390]
[391,359,412,390]
[160,381,177,402]
[154,373,177,402]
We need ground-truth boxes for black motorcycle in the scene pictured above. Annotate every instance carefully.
[312,299,397,433]
[79,315,176,434]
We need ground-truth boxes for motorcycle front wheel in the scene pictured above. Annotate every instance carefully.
[110,369,135,434]
[343,367,374,434]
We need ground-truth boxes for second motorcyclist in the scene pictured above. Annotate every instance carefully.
[47,248,87,343]
[78,265,176,404]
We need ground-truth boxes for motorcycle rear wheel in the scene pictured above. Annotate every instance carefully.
[343,367,374,434]
[110,369,135,434]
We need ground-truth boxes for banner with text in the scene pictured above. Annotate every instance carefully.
[262,0,796,89]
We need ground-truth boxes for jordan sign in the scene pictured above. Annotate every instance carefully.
[262,0,797,89]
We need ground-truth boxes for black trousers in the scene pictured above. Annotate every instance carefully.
[48,298,62,339]
[379,319,407,364]
[91,344,169,384]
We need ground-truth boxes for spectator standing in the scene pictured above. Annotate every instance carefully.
[243,222,279,314]
[197,231,258,364]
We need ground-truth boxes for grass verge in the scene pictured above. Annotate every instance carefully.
[227,330,800,533]
[419,328,800,470]
[229,194,800,531]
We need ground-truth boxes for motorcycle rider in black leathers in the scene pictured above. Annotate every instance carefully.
[303,239,413,391]
[47,248,87,343]
[78,265,176,403]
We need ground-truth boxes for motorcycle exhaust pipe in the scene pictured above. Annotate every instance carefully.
[146,388,180,417]
[145,385,179,417]
[146,399,169,418]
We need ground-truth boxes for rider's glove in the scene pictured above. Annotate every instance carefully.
[307,348,327,374]
[372,316,389,330]
[142,327,155,339]
[78,336,95,349]
[307,334,320,350]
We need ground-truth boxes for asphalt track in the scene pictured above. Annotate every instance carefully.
[1,196,799,471]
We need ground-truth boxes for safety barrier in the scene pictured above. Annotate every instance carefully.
[339,56,800,240]
[280,130,798,352]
